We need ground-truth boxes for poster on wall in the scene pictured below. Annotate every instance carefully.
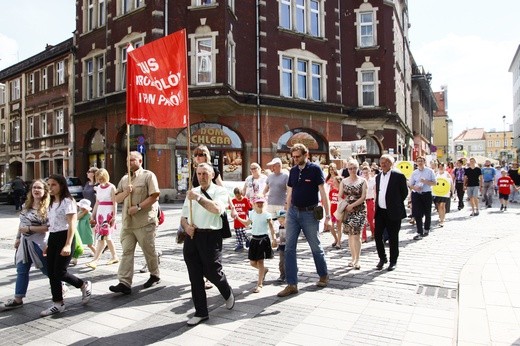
[328,140,367,160]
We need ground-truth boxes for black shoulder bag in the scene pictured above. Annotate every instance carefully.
[201,190,232,238]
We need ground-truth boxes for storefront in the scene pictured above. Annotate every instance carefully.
[175,122,244,192]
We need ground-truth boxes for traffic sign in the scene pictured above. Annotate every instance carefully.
[137,144,146,154]
[137,135,145,145]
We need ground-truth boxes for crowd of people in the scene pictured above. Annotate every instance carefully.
[2,145,519,327]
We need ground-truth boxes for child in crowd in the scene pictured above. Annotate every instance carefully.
[235,197,276,293]
[497,169,518,211]
[231,187,252,251]
[72,199,96,266]
[329,176,342,248]
[274,210,287,283]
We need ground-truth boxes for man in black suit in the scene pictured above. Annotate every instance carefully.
[374,154,408,271]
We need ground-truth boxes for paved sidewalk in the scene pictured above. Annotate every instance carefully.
[0,201,519,345]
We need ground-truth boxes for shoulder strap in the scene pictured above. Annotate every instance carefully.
[201,189,212,201]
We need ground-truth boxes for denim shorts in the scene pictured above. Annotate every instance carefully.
[466,186,479,198]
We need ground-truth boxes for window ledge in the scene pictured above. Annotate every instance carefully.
[188,3,219,11]
[355,45,380,51]
[277,27,327,42]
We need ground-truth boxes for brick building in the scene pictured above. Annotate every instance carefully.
[0,39,74,185]
[71,0,417,196]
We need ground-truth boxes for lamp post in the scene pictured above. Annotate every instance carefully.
[503,115,507,164]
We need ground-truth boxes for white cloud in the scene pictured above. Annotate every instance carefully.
[413,34,515,136]
[0,33,19,70]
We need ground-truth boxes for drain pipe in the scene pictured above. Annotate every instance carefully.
[255,0,261,164]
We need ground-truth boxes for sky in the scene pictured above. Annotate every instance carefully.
[0,1,519,137]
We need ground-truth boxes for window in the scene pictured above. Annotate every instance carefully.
[281,57,293,97]
[118,40,143,90]
[121,0,143,15]
[27,117,34,139]
[55,109,65,134]
[355,4,378,48]
[41,113,48,137]
[12,119,20,142]
[84,54,105,99]
[0,124,5,144]
[356,61,380,107]
[85,0,105,31]
[495,140,500,146]
[97,56,105,97]
[56,60,65,85]
[27,73,35,95]
[361,71,375,106]
[280,54,324,101]
[41,67,48,91]
[10,79,20,101]
[359,12,374,47]
[505,139,508,147]
[196,38,213,85]
[87,0,94,30]
[98,0,106,26]
[279,0,323,37]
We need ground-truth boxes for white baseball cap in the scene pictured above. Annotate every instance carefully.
[267,157,282,166]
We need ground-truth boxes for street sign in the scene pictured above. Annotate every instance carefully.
[455,145,463,151]
[137,135,145,145]
[137,144,146,154]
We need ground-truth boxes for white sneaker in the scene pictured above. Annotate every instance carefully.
[81,281,92,305]
[40,303,65,317]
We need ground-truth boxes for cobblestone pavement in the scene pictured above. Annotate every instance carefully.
[0,199,519,345]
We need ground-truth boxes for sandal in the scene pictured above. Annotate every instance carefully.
[331,242,337,247]
[204,280,213,290]
[348,262,354,267]
[106,258,119,265]
[252,285,263,293]
[335,244,341,250]
[354,264,361,270]
[85,262,97,270]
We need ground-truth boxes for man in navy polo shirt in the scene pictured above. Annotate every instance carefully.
[277,143,332,298]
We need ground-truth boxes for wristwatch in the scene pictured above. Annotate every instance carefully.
[137,204,142,211]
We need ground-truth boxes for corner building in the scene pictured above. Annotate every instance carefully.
[74,0,413,196]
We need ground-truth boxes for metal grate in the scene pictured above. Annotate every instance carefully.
[417,284,457,299]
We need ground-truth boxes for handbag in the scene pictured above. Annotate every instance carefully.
[201,189,232,238]
[73,229,84,257]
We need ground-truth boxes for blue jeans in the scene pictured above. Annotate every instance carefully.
[15,241,48,298]
[284,206,328,285]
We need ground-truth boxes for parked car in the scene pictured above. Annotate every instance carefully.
[0,182,15,204]
[0,181,28,205]
[67,177,83,201]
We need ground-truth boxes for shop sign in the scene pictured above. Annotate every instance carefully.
[191,128,231,146]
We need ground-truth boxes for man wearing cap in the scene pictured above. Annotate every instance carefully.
[263,157,289,217]
[277,143,331,297]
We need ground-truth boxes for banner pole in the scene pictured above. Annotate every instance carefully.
[127,123,132,206]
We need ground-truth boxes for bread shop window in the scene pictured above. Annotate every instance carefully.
[277,129,328,168]
[176,123,243,192]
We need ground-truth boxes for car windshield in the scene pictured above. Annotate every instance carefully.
[67,178,81,186]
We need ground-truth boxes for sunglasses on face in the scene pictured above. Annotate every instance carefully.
[194,153,206,157]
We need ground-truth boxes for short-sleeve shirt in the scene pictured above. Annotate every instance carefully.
[497,176,515,195]
[464,167,482,187]
[288,161,325,208]
[48,198,77,233]
[481,167,496,182]
[248,210,272,236]
[266,172,289,206]
[244,174,268,199]
[410,167,436,193]
[181,183,228,230]
[232,197,252,229]
[117,167,160,229]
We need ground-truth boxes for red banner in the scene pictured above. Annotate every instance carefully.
[126,29,189,129]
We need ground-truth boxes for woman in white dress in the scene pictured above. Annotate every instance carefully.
[86,168,119,269]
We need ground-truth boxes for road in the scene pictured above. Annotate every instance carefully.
[0,200,519,345]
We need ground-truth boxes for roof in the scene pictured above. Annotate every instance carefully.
[454,128,486,141]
